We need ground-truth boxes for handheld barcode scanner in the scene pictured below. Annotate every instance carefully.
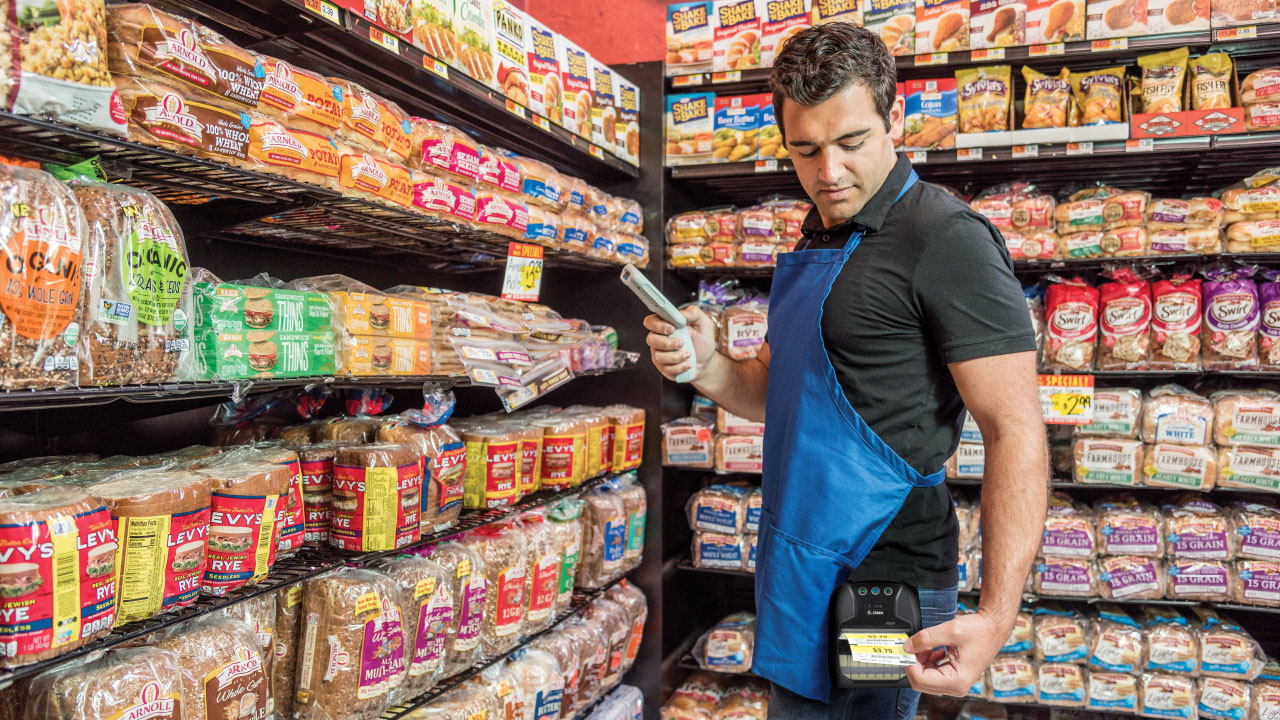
[831,580,922,688]
[620,265,697,383]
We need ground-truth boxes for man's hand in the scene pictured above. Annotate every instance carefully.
[643,305,718,383]
[903,610,1007,696]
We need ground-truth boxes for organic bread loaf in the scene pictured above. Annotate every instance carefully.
[0,164,86,389]
[295,568,409,719]
[461,523,528,657]
[428,540,486,677]
[23,645,183,720]
[1144,606,1199,675]
[87,470,211,624]
[195,460,290,596]
[1139,673,1198,720]
[70,182,189,386]
[372,555,453,703]
[275,583,305,720]
[0,487,116,668]
[331,443,423,552]
[153,614,270,720]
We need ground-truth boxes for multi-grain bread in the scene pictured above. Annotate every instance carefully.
[295,568,410,719]
[24,645,183,720]
[153,614,270,720]
[275,583,304,720]
[561,616,608,710]
[112,74,255,168]
[372,555,453,703]
[547,498,585,616]
[517,510,562,634]
[429,540,486,678]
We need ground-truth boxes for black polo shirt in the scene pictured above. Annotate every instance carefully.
[793,152,1036,589]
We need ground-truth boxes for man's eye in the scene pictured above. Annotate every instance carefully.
[841,143,863,152]
[799,149,819,159]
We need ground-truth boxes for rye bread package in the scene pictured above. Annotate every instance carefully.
[24,645,183,720]
[152,614,271,720]
[1043,276,1099,371]
[1202,264,1260,370]
[296,568,410,719]
[235,444,306,558]
[195,459,290,596]
[1150,274,1202,370]
[377,414,466,535]
[331,443,423,552]
[0,487,117,667]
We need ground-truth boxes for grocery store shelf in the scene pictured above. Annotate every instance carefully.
[946,478,1275,493]
[0,473,621,690]
[958,589,1280,615]
[675,651,760,677]
[676,556,755,578]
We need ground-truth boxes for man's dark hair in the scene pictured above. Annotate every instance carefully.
[769,23,897,137]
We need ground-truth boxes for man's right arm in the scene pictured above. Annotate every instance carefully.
[644,306,770,422]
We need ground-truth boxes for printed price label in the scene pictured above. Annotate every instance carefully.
[971,48,1005,61]
[671,74,704,87]
[1126,138,1154,152]
[957,147,983,161]
[424,56,449,78]
[1066,141,1093,155]
[532,114,549,130]
[1216,25,1256,40]
[502,242,543,302]
[1012,144,1039,158]
[303,0,341,24]
[506,99,527,119]
[1028,43,1065,56]
[370,26,399,53]
[1092,38,1127,51]
[754,159,778,172]
[711,71,742,83]
[906,150,928,164]
[589,144,605,159]
[1039,374,1095,424]
[915,53,949,66]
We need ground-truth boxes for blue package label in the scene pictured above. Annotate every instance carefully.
[698,537,744,568]
[604,518,626,563]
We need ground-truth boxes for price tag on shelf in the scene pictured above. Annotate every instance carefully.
[671,74,704,87]
[532,114,549,130]
[1216,25,1257,40]
[914,52,949,66]
[754,159,778,172]
[1028,42,1065,56]
[711,71,742,83]
[1012,144,1039,159]
[1126,138,1154,152]
[1091,38,1127,51]
[957,147,983,161]
[1066,141,1094,155]
[970,48,1005,61]
[1039,374,1095,425]
[589,144,605,160]
[303,0,341,24]
[502,242,543,302]
[505,99,527,119]
[370,26,399,53]
[424,56,449,78]
[906,150,928,164]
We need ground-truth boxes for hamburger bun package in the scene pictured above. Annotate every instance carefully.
[24,645,184,720]
[195,460,290,596]
[0,487,117,667]
[87,470,211,624]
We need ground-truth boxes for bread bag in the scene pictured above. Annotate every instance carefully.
[688,484,749,534]
[1139,673,1198,720]
[694,612,755,673]
[153,614,270,720]
[716,434,764,474]
[607,580,648,674]
[1073,438,1143,486]
[460,426,522,508]
[720,301,768,360]
[1098,555,1167,600]
[1226,219,1280,252]
[220,593,276,714]
[604,404,645,472]
[1144,606,1198,675]
[532,416,588,490]
[1037,663,1087,706]
[87,470,210,623]
[372,555,453,702]
[1095,495,1164,557]
[295,568,410,719]
[1213,390,1280,447]
[1088,606,1146,674]
[239,444,306,558]
[1150,275,1202,369]
[1255,675,1280,720]
[508,647,565,720]
[256,56,343,133]
[461,523,529,656]
[1198,678,1251,720]
[0,487,116,667]
[1162,494,1237,560]
[331,443,423,551]
[1230,501,1280,560]
[112,75,255,167]
[1231,560,1280,607]
[616,474,647,570]
[1033,605,1091,664]
[1034,557,1097,597]
[245,116,343,191]
[1201,265,1260,369]
[427,540,486,677]
[1088,671,1140,713]
[516,156,566,212]
[1167,559,1231,601]
[530,630,581,715]
[1042,278,1098,370]
[662,417,715,468]
[561,616,608,711]
[585,596,631,688]
[578,485,627,588]
[378,417,466,534]
[1097,270,1152,370]
[467,660,524,720]
[1140,385,1212,446]
[1148,197,1225,230]
[196,460,290,596]
[517,511,562,634]
[473,188,531,241]
[24,645,183,720]
[274,584,304,719]
[316,416,380,443]
[1193,608,1264,680]
[1041,492,1097,557]
[987,654,1037,703]
[298,443,340,545]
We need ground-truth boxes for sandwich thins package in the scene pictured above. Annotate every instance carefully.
[491,0,530,106]
[559,38,593,137]
[667,1,716,74]
[526,18,562,123]
[713,0,764,71]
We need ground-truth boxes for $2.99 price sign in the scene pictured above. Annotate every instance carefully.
[502,242,543,302]
[1039,374,1094,424]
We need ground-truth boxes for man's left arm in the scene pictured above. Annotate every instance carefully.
[904,351,1048,695]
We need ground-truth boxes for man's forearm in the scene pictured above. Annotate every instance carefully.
[693,351,769,422]
[977,427,1049,627]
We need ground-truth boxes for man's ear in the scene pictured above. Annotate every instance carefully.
[888,95,905,144]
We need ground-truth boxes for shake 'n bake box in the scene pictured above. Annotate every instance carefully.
[864,0,917,56]
[525,17,562,123]
[559,37,592,137]
[713,0,764,71]
[812,0,863,25]
[667,2,715,75]
[667,92,715,166]
[917,0,970,52]
[762,0,811,67]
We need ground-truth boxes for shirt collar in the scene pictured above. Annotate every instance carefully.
[800,152,914,239]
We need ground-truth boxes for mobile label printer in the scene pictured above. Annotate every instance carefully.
[831,580,922,688]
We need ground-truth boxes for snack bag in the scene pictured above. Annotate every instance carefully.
[1022,67,1071,129]
[1071,67,1127,125]
[1043,276,1099,371]
[957,65,1013,133]
[1138,48,1189,114]
[1191,53,1233,110]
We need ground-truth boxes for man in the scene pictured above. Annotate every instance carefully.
[644,23,1048,719]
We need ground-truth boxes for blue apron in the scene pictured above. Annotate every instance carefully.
[755,170,944,702]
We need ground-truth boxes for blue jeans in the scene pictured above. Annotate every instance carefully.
[767,585,959,720]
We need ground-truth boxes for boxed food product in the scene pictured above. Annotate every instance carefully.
[1149,0,1208,33]
[560,38,594,137]
[491,0,529,106]
[1086,0,1147,37]
[616,77,641,165]
[666,92,715,166]
[525,18,561,123]
[863,0,916,56]
[452,0,496,87]
[713,0,764,70]
[667,1,716,75]
[969,0,1024,48]
[918,0,970,53]
[757,94,787,160]
[714,94,761,163]
[904,78,958,150]
[590,60,619,151]
[191,330,336,379]
[1026,0,1084,42]
[762,0,811,66]
[812,0,864,24]
[1211,0,1279,24]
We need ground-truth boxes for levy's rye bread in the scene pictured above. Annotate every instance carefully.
[377,416,466,534]
[331,444,423,552]
[195,460,290,596]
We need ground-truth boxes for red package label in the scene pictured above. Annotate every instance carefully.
[519,438,541,496]
[112,503,211,624]
[526,553,560,622]
[495,565,526,635]
[421,138,481,181]
[433,443,466,513]
[303,497,330,545]
[1100,280,1152,340]
[626,616,646,664]
[617,422,644,470]
[300,458,334,490]
[541,434,578,486]
[205,492,280,596]
[331,462,422,552]
[599,425,616,474]
[1046,282,1100,348]
[479,153,521,193]
[0,504,117,662]
[274,456,305,555]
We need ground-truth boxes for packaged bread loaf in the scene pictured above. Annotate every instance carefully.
[615,475,647,570]
[1213,390,1280,447]
[720,301,768,360]
[1095,496,1164,556]
[716,435,764,474]
[1088,607,1146,673]
[153,613,270,720]
[1144,606,1198,675]
[1043,277,1099,371]
[274,584,304,720]
[0,164,86,389]
[604,404,646,472]
[562,615,608,711]
[1098,555,1167,600]
[299,443,339,545]
[462,523,528,656]
[1231,560,1280,607]
[1150,275,1203,369]
[578,485,627,588]
[1260,271,1280,369]
[1097,270,1153,370]
[530,630,581,715]
[997,607,1033,655]
[1202,265,1260,369]
[1167,559,1231,600]
[106,5,264,110]
[517,156,566,212]
[1073,438,1143,486]
[1088,671,1140,714]
[988,654,1037,703]
[373,555,453,702]
[196,460,290,596]
[586,597,631,688]
[533,416,588,490]
[1196,677,1251,720]
[1037,663,1087,706]
[221,592,276,713]
[607,580,648,674]
[1139,673,1198,720]
[663,417,715,468]
[428,540,486,677]
[316,416,380,443]
[517,511,562,634]
[547,498,584,616]
[331,443,423,552]
[0,488,116,667]
[408,119,482,183]
[24,644,183,720]
[565,406,611,478]
[508,647,566,720]
[694,612,755,673]
[1255,676,1280,720]
[1230,501,1280,560]
[1140,385,1212,445]
[113,75,256,167]
[70,182,189,386]
[246,116,342,190]
[1034,557,1097,597]
[1144,443,1216,491]
[693,532,748,570]
[402,685,500,720]
[378,417,466,534]
[256,56,343,134]
[1162,495,1237,560]
[1078,388,1142,438]
[1194,608,1264,680]
[461,426,522,508]
[468,659,524,720]
[239,444,306,558]
[327,78,385,152]
[1148,197,1225,230]
[87,470,211,624]
[1041,492,1097,558]
[1033,606,1091,664]
[295,568,409,719]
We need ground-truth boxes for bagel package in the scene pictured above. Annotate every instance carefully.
[0,487,117,667]
[331,444,423,552]
[196,460,291,596]
[87,470,211,624]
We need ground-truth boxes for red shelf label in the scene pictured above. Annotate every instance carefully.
[1091,38,1127,51]
[1028,43,1065,56]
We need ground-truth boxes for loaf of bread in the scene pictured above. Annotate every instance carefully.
[196,460,291,596]
[693,532,748,570]
[473,189,532,241]
[1147,197,1225,230]
[508,647,565,720]
[1139,673,1198,719]
[1203,269,1261,366]
[1078,388,1142,438]
[330,443,423,552]
[578,486,628,589]
[461,523,529,657]
[154,614,270,720]
[1230,501,1280,560]
[427,540,485,678]
[1162,495,1237,560]
[1073,438,1142,486]
[988,655,1037,703]
[1149,227,1223,254]
[1088,609,1146,674]
[274,584,304,720]
[246,116,342,191]
[1230,560,1280,608]
[1144,606,1198,675]
[720,303,768,360]
[1088,671,1140,713]
[113,75,258,168]
[239,444,305,558]
[947,443,986,479]
[1041,493,1097,558]
[1034,557,1098,597]
[546,499,584,616]
[1196,678,1251,720]
[529,630,581,715]
[1167,559,1231,601]
[373,555,452,702]
[316,416,380,443]
[1141,385,1212,445]
[563,615,609,709]
[1144,443,1217,491]
[663,418,716,468]
[403,685,501,720]
[1194,608,1265,680]
[586,597,631,689]
[1037,663,1087,706]
[694,612,755,673]
[1095,497,1164,557]
[1216,446,1280,492]
[606,580,649,675]
[1033,607,1091,664]
[298,443,339,545]
[24,644,182,719]
[377,418,466,534]
[220,593,276,715]
[1098,555,1167,600]
[1213,390,1280,447]
[1252,674,1280,720]
[516,156,566,212]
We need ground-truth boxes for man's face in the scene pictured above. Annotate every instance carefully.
[782,82,904,228]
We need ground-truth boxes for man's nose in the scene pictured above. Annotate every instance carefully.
[816,148,843,184]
